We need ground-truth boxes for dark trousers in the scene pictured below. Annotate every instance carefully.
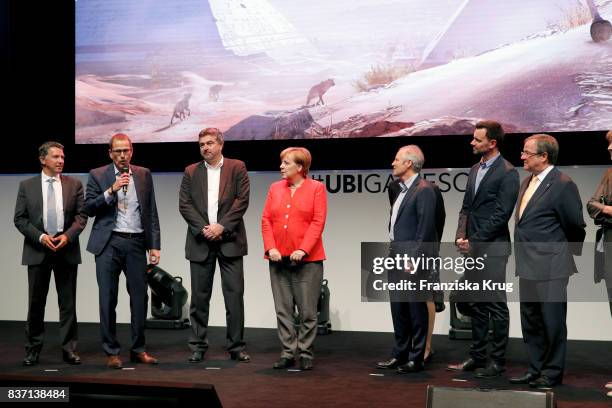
[388,270,428,364]
[470,302,509,364]
[390,301,428,363]
[269,261,323,360]
[468,256,509,365]
[188,246,245,353]
[25,256,78,354]
[95,234,148,356]
[519,278,568,383]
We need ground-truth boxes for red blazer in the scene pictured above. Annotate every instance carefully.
[261,178,327,261]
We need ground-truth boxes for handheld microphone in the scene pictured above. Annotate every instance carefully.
[121,166,129,194]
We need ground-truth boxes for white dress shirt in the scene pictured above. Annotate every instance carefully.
[389,173,418,241]
[534,164,554,184]
[206,156,224,225]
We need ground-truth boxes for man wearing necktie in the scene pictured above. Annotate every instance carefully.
[510,134,586,389]
[85,133,161,369]
[14,142,87,366]
[447,120,519,378]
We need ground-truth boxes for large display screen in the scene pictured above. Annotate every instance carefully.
[75,0,612,143]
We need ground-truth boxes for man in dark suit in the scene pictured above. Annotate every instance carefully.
[84,133,161,369]
[14,141,87,366]
[510,134,586,389]
[377,145,437,373]
[388,180,445,250]
[447,120,519,377]
[388,176,445,365]
[179,128,250,363]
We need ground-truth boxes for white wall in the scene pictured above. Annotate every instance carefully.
[1,165,610,341]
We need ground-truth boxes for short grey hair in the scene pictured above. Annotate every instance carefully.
[525,134,558,165]
[399,145,425,173]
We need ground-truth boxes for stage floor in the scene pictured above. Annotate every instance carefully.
[0,321,609,407]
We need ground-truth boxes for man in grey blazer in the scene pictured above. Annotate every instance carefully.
[84,133,161,369]
[448,121,519,377]
[14,141,87,366]
[510,134,586,389]
[179,128,250,363]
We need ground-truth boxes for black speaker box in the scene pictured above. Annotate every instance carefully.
[426,386,555,408]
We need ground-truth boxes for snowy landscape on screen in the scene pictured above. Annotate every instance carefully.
[75,0,612,142]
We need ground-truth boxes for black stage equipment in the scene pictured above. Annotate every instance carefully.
[426,386,554,408]
[293,278,332,335]
[448,283,474,340]
[317,279,332,334]
[145,265,190,329]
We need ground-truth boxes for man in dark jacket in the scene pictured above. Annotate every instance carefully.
[14,141,87,366]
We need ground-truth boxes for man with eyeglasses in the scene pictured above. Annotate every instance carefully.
[84,133,161,369]
[510,134,585,389]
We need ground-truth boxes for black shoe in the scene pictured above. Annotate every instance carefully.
[273,357,295,369]
[446,358,486,372]
[62,350,82,365]
[529,376,558,389]
[474,363,505,378]
[376,357,401,369]
[188,351,205,363]
[230,350,251,363]
[397,361,424,373]
[299,357,313,370]
[23,351,40,367]
[424,350,435,366]
[509,372,539,384]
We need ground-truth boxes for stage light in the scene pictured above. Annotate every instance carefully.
[146,264,190,329]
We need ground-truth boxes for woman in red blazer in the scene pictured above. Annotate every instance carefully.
[261,147,327,371]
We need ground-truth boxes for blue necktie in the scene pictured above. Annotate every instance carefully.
[47,178,58,236]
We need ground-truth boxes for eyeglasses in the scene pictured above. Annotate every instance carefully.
[520,150,541,158]
[111,148,131,155]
